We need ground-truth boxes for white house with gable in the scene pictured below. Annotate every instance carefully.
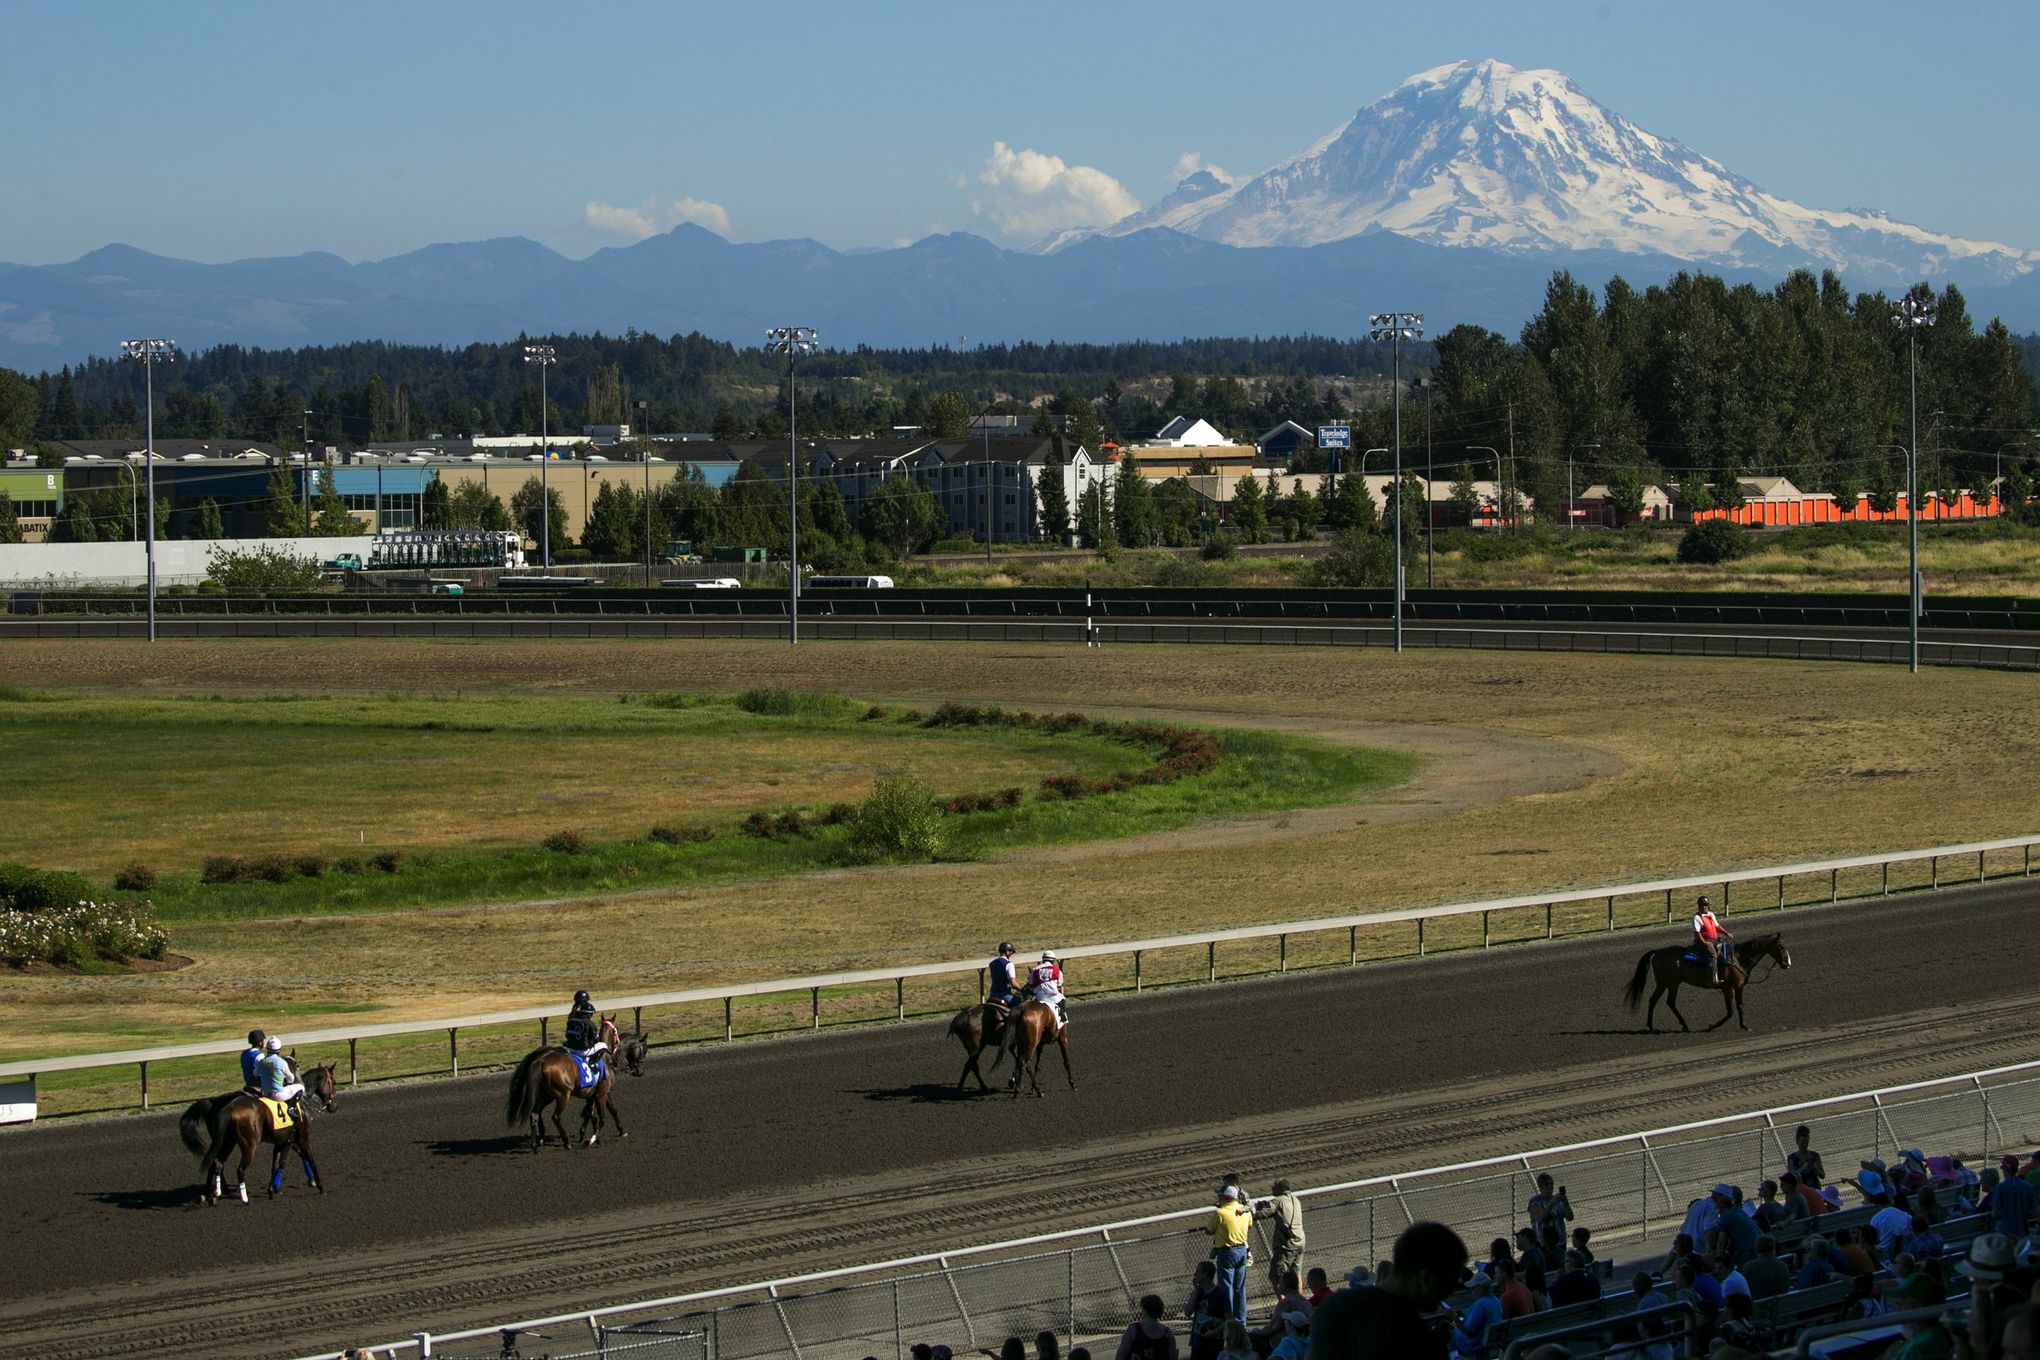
[1150,417,1231,448]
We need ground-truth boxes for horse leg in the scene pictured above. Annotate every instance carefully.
[1057,1029,1075,1091]
[1733,980,1749,1031]
[234,1129,254,1204]
[1645,982,1664,1034]
[1664,981,1691,1033]
[606,1088,626,1139]
[552,1092,572,1151]
[298,1129,321,1191]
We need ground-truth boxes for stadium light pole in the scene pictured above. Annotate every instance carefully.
[1369,313,1422,653]
[1894,294,1934,674]
[120,338,175,642]
[638,399,652,584]
[524,344,557,567]
[766,326,818,644]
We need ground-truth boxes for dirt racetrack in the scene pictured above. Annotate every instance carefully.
[3,879,2037,1360]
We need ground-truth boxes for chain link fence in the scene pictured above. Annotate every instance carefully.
[377,1068,2040,1360]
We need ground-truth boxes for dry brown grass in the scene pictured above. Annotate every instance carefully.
[4,636,2034,1108]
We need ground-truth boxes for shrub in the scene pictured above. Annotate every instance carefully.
[845,775,945,864]
[293,855,328,879]
[542,830,588,855]
[1201,533,1238,561]
[333,857,365,875]
[369,850,405,874]
[740,810,778,839]
[820,802,858,826]
[773,809,810,839]
[206,545,324,595]
[647,823,715,845]
[0,863,96,911]
[113,863,159,892]
[1305,528,1398,587]
[1,899,169,967]
[251,854,295,883]
[862,705,890,722]
[944,787,1024,815]
[1677,519,1754,565]
[200,855,254,885]
[735,689,853,718]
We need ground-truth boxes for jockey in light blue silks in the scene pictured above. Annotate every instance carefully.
[255,1036,306,1124]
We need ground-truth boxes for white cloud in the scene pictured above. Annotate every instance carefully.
[1171,152,1233,185]
[968,142,1140,240]
[583,196,732,240]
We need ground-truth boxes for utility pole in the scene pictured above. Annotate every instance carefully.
[638,399,652,584]
[765,326,818,643]
[1506,402,1517,532]
[1369,312,1424,653]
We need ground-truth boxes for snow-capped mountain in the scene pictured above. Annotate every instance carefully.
[1069,59,2037,286]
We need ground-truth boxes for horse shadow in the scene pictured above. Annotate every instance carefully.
[421,1135,529,1157]
[854,1083,992,1105]
[90,1186,206,1211]
[1552,1026,1665,1038]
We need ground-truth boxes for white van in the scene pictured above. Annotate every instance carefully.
[662,578,743,589]
[807,575,895,589]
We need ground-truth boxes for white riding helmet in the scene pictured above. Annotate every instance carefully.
[1041,950,1058,963]
[263,1036,282,1053]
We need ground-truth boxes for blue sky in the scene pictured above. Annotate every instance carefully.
[7,0,2034,265]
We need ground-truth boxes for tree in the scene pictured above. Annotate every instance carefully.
[194,498,225,541]
[1113,453,1160,547]
[1075,479,1115,550]
[164,390,227,438]
[0,367,41,448]
[1305,528,1398,587]
[0,491,19,544]
[1280,483,1321,538]
[1449,465,1482,526]
[1326,472,1379,532]
[266,464,307,536]
[711,402,743,441]
[1230,470,1268,543]
[1605,464,1649,525]
[859,476,944,557]
[1865,454,1900,516]
[448,480,512,531]
[581,481,643,559]
[807,480,855,543]
[923,392,972,439]
[584,365,623,425]
[1059,393,1106,452]
[1677,519,1752,565]
[366,374,392,442]
[207,545,324,594]
[1154,477,1202,547]
[511,477,568,559]
[1036,454,1071,543]
[313,465,362,536]
[421,477,452,530]
[1031,408,1058,437]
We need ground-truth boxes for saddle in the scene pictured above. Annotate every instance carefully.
[571,1051,605,1088]
[257,1096,295,1131]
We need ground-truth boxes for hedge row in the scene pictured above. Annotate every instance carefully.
[1,900,169,968]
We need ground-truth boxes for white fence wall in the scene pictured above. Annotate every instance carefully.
[0,536,371,587]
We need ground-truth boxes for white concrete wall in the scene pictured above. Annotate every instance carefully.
[0,536,372,588]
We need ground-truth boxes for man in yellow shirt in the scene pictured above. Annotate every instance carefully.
[1208,1184,1254,1322]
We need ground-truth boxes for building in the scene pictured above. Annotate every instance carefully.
[1127,445,1261,479]
[1148,416,1232,448]
[810,435,1111,545]
[0,466,62,541]
[1256,421,1317,463]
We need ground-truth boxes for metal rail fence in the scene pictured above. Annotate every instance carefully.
[314,1059,2040,1359]
[6,834,2037,1114]
[4,614,2040,669]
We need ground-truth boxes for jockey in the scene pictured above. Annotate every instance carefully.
[255,1036,306,1124]
[1026,950,1068,1029]
[987,942,1020,1010]
[564,989,608,1071]
[1692,896,1735,985]
[240,1028,267,1095]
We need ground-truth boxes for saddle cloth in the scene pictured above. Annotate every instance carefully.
[571,1051,605,1088]
[258,1096,294,1131]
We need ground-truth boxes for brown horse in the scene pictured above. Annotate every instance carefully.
[1623,932,1792,1033]
[945,1002,1016,1091]
[1001,1000,1075,1098]
[505,1015,645,1151]
[179,1057,339,1205]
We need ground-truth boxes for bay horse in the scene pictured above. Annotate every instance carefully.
[504,1015,646,1151]
[1623,932,1792,1033]
[945,1002,1015,1091]
[1000,999,1075,1099]
[179,1056,339,1204]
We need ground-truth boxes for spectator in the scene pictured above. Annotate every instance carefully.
[1071,1350,1093,1360]
[1713,1247,1750,1302]
[1183,1260,1227,1360]
[1266,1309,1312,1360]
[1479,1237,1515,1281]
[1677,1255,1721,1315]
[1780,1169,1822,1219]
[1114,1294,1178,1360]
[1569,1226,1595,1273]
[1036,1333,1063,1360]
[913,1347,934,1360]
[1306,1220,1466,1359]
[1494,1258,1534,1320]
[992,1339,1026,1360]
[1304,1268,1332,1311]
[1904,1212,1944,1263]
[1787,1125,1826,1185]
[1709,1185,1758,1266]
[1512,1228,1547,1278]
[1871,1194,1916,1253]
[1819,1185,1845,1213]
[1656,1232,1694,1280]
[1835,1227,1877,1277]
[1448,1274,1502,1358]
[1991,1160,2040,1239]
[1677,1192,1720,1256]
[1549,1249,1600,1307]
[1526,1173,1572,1261]
[1715,1293,1773,1354]
[1207,1186,1253,1323]
[1751,1179,1789,1232]
[1212,1321,1254,1360]
[1522,1257,1551,1313]
[1839,1270,1889,1321]
[1630,1271,1669,1314]
[1257,1180,1307,1296]
[1742,1235,1791,1300]
[1251,1270,1311,1351]
[1885,1252,1948,1311]
[1855,1161,1892,1205]
[1794,1236,1838,1289]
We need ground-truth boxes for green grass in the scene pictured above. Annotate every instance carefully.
[136,726,1400,920]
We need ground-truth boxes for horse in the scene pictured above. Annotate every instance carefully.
[945,1002,1016,1091]
[1622,932,1792,1033]
[504,1015,645,1151]
[1000,999,1074,1099]
[179,1056,339,1205]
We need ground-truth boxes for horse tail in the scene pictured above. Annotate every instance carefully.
[1623,950,1656,1012]
[179,1098,217,1160]
[505,1050,541,1128]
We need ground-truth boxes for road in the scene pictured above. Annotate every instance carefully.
[2,880,2036,1358]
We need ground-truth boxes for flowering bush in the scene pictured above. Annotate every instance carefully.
[1,899,169,967]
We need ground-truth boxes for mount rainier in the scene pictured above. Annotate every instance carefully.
[1062,58,2036,289]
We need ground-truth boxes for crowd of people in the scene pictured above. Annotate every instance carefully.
[885,1131,2040,1360]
